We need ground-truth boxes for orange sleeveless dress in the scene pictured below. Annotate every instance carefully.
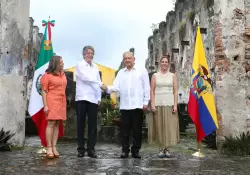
[40,72,67,120]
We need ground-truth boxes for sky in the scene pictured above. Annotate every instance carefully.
[30,0,173,70]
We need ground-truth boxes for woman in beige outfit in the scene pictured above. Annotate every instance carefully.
[150,55,179,158]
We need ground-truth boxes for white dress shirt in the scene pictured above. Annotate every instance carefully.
[75,59,102,104]
[107,65,150,110]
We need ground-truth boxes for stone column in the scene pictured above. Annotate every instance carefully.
[213,0,247,147]
[0,0,30,146]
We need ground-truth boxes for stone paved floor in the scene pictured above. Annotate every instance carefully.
[0,136,249,175]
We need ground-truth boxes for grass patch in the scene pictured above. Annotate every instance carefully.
[0,128,15,151]
[221,131,250,156]
[9,146,25,151]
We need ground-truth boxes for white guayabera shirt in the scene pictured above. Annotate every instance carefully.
[75,59,102,104]
[107,65,150,110]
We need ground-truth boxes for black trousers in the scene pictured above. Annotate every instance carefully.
[76,100,98,153]
[120,109,143,154]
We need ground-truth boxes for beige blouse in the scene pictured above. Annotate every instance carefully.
[154,71,174,107]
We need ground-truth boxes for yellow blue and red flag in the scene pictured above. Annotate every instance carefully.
[188,26,218,142]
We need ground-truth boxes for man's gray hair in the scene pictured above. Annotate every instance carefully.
[123,51,134,58]
[82,46,95,55]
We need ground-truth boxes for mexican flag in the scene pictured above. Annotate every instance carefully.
[28,19,64,147]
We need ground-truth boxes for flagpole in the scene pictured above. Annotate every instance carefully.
[36,15,51,155]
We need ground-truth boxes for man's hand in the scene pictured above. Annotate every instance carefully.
[101,84,107,91]
[143,105,148,111]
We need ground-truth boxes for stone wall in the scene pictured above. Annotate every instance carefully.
[0,0,30,146]
[0,0,43,146]
[145,0,250,146]
[25,17,43,115]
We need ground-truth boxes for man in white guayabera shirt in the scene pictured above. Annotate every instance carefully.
[75,46,103,158]
[102,51,150,159]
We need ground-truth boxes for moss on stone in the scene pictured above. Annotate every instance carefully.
[187,10,195,23]
[178,20,186,40]
[9,146,25,151]
[204,0,214,9]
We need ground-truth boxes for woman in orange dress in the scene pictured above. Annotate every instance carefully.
[40,55,67,159]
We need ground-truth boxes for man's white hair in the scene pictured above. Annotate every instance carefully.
[123,51,134,58]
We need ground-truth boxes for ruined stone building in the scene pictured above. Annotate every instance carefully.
[0,0,43,146]
[145,0,250,146]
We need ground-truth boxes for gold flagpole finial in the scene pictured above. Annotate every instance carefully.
[48,15,51,21]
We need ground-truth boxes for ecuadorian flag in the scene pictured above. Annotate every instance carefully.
[188,26,218,142]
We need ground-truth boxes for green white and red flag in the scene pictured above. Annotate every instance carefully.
[28,18,64,147]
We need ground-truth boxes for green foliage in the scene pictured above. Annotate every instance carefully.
[204,0,213,9]
[99,98,120,126]
[178,20,186,40]
[187,10,195,23]
[0,128,15,151]
[221,131,250,156]
[115,62,124,76]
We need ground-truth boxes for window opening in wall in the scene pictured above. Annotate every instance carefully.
[179,11,182,21]
[170,63,176,73]
[155,49,159,62]
[180,57,183,68]
[233,55,239,61]
[162,42,167,55]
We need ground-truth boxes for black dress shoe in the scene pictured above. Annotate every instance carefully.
[88,152,97,158]
[132,153,141,159]
[77,152,85,157]
[120,152,129,158]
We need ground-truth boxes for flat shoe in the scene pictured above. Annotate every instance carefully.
[54,154,60,158]
[46,153,54,159]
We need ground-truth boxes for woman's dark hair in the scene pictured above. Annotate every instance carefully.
[45,55,62,75]
[160,55,170,63]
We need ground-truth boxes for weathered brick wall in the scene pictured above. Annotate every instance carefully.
[213,0,247,146]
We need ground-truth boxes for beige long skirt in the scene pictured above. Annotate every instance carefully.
[148,106,180,148]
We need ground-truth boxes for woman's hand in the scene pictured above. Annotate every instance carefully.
[172,105,177,113]
[44,106,49,116]
[151,105,156,113]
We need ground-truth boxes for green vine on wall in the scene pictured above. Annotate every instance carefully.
[204,0,214,9]
[187,10,195,24]
[178,20,186,40]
